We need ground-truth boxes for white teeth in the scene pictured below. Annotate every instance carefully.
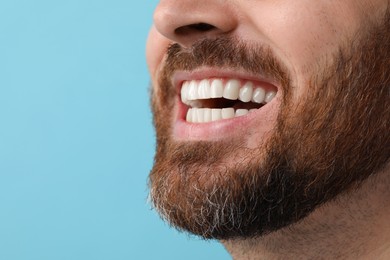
[252,87,266,104]
[187,108,252,123]
[223,79,240,100]
[186,108,193,122]
[186,108,221,123]
[204,108,211,122]
[188,81,198,100]
[182,79,275,105]
[181,81,189,103]
[187,100,202,108]
[235,109,249,117]
[211,109,222,121]
[221,108,235,119]
[192,108,198,122]
[265,91,277,103]
[196,109,204,123]
[198,79,211,99]
[181,79,278,123]
[239,82,253,102]
[210,79,224,98]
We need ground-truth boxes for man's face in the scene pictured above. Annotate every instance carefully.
[147,0,390,239]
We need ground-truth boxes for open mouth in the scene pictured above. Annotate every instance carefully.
[181,78,277,123]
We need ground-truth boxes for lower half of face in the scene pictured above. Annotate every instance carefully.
[149,11,390,239]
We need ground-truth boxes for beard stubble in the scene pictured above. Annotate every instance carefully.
[149,12,390,240]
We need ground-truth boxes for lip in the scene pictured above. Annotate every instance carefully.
[171,68,282,141]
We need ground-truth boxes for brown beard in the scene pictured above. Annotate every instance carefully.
[148,11,390,239]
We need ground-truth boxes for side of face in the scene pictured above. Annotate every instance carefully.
[147,0,390,239]
[148,0,387,97]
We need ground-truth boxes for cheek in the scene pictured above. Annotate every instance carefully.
[146,26,172,88]
[250,1,381,72]
[252,3,340,73]
[242,1,366,99]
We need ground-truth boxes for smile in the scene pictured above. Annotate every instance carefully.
[181,78,277,123]
[172,70,281,140]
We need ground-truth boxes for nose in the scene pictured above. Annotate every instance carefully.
[153,0,238,47]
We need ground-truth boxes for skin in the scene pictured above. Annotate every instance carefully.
[147,0,389,259]
[222,165,390,259]
[147,0,388,146]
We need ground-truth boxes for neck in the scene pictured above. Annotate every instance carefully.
[222,165,390,260]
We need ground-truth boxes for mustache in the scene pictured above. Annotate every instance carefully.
[160,37,291,91]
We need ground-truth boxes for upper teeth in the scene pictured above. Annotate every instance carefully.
[181,78,277,123]
[181,79,276,104]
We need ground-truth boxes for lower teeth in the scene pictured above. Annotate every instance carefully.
[186,108,255,123]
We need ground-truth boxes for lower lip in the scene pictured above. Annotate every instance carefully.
[173,96,280,141]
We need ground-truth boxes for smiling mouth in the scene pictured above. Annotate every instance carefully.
[180,78,277,123]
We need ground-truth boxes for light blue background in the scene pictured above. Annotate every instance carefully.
[0,1,230,259]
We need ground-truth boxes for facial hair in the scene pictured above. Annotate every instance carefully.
[148,12,390,239]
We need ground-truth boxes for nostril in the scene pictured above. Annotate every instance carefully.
[175,23,216,36]
[189,23,216,31]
